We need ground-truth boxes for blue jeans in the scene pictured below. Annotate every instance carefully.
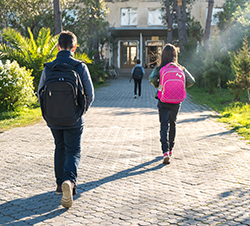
[158,100,180,154]
[50,126,83,185]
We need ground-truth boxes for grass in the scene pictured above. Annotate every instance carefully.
[0,103,42,132]
[188,85,250,141]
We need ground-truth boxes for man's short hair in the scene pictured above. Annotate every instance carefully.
[136,59,141,64]
[58,31,77,50]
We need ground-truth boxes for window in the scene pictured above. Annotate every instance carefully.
[148,8,163,26]
[121,8,137,26]
[207,8,223,26]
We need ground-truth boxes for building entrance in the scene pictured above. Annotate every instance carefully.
[145,41,163,68]
[120,41,137,68]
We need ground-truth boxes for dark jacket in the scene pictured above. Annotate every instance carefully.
[37,50,94,129]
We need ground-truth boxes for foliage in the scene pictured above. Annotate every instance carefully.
[186,17,204,44]
[85,50,106,82]
[228,37,250,102]
[64,0,110,60]
[182,2,250,97]
[215,0,248,31]
[0,60,36,111]
[0,0,83,38]
[202,36,233,94]
[232,2,250,26]
[0,0,54,37]
[0,27,58,90]
[180,44,206,88]
[0,0,110,60]
[161,0,199,48]
[74,52,92,64]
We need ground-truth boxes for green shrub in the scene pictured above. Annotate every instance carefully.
[228,37,250,102]
[0,60,36,111]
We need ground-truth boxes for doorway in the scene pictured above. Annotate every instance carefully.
[120,41,137,68]
[145,41,163,68]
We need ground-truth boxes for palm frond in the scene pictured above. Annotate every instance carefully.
[42,35,58,63]
[27,27,37,53]
[0,44,28,67]
[74,52,92,64]
[36,27,52,54]
[2,28,30,54]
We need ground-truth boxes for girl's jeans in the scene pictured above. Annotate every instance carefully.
[50,126,83,186]
[158,100,180,154]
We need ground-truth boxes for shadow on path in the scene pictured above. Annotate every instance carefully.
[0,157,164,225]
[77,156,164,193]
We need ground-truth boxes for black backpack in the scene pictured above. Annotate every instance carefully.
[132,66,143,79]
[39,61,86,126]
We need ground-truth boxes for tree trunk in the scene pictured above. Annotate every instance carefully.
[181,0,188,43]
[54,0,62,35]
[94,0,101,62]
[204,0,214,47]
[165,0,173,44]
[175,0,187,50]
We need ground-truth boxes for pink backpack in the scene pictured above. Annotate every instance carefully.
[158,62,186,104]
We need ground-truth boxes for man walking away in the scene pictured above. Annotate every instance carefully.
[131,59,145,98]
[37,31,94,208]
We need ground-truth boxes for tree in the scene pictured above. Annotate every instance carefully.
[164,0,173,43]
[175,0,188,49]
[228,37,250,102]
[215,2,250,54]
[54,0,62,35]
[161,0,196,49]
[0,0,55,38]
[204,0,214,47]
[215,0,247,31]
[0,0,76,38]
[64,0,109,62]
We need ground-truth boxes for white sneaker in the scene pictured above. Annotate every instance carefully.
[61,180,73,208]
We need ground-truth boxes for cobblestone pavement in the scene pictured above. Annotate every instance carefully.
[1,77,250,226]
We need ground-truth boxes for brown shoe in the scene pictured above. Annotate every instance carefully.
[163,152,171,164]
[55,185,62,195]
[61,180,74,208]
[73,184,77,196]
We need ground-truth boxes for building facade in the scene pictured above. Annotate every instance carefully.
[105,0,225,70]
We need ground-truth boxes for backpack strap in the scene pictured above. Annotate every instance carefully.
[166,62,179,68]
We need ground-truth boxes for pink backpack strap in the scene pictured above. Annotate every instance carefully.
[165,62,179,68]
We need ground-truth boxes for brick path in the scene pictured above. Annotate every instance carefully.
[0,77,250,226]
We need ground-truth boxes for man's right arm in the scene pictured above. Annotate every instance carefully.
[37,68,46,101]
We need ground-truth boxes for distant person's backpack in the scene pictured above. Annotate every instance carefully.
[39,61,86,126]
[158,62,186,104]
[132,66,143,79]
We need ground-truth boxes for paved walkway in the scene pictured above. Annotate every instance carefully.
[0,77,250,226]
